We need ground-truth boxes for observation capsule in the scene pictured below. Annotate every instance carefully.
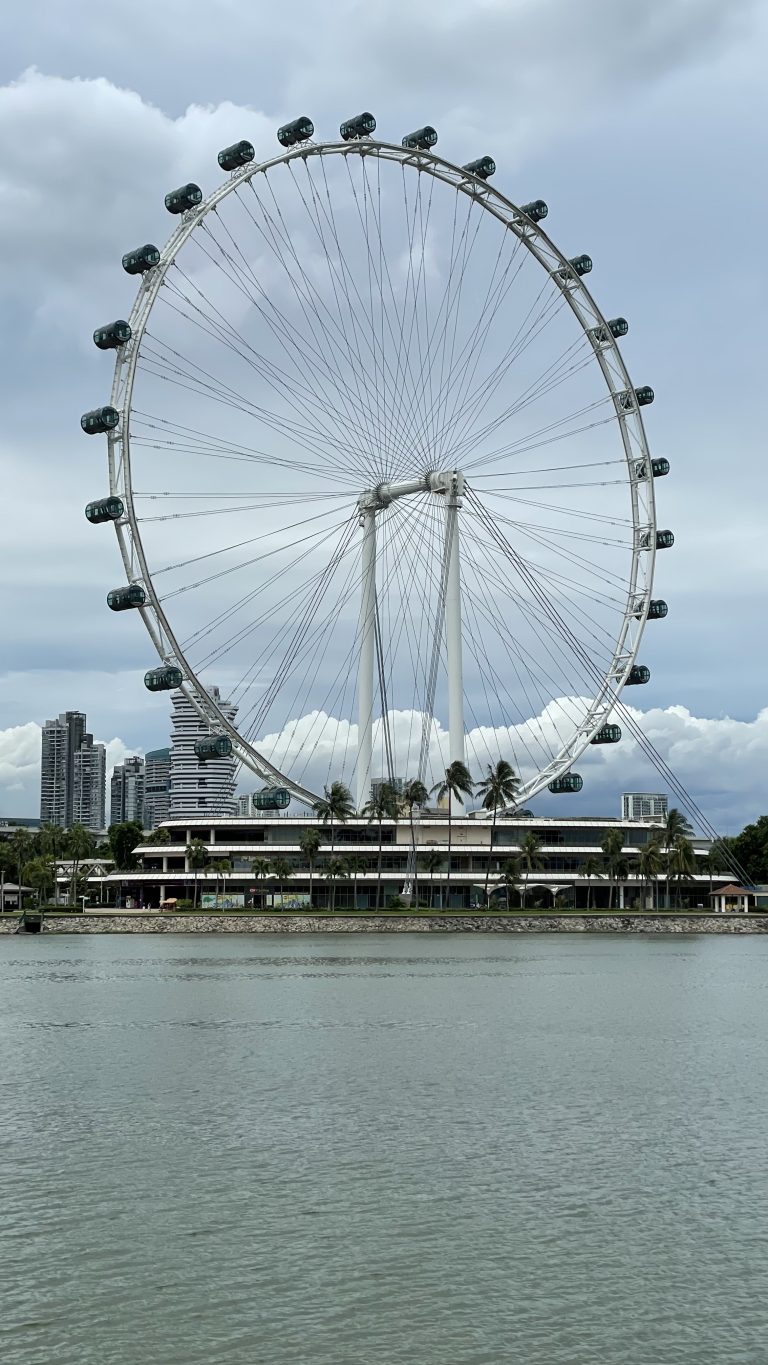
[591,724,621,745]
[340,112,376,140]
[647,599,668,620]
[164,183,203,215]
[652,458,670,477]
[655,529,674,549]
[122,243,160,275]
[85,496,124,524]
[144,665,183,692]
[253,787,291,810]
[592,317,628,342]
[626,665,650,685]
[568,254,592,277]
[218,140,255,171]
[81,406,119,435]
[93,319,131,350]
[548,773,583,794]
[635,385,655,407]
[107,585,146,612]
[194,735,234,762]
[277,116,314,147]
[402,126,438,150]
[462,156,496,180]
[520,199,548,222]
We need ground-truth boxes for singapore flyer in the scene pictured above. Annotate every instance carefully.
[83,111,669,811]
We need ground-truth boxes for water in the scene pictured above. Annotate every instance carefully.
[1,934,767,1364]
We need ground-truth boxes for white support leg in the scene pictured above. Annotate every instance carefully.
[356,509,377,811]
[445,473,465,780]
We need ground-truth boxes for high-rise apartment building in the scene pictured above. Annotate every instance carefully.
[170,687,238,816]
[110,756,145,826]
[143,749,171,830]
[621,793,668,822]
[73,733,106,833]
[40,711,86,827]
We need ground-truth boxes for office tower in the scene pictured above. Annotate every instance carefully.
[110,756,145,826]
[237,793,255,816]
[143,748,171,830]
[73,733,107,833]
[169,687,238,817]
[621,793,668,822]
[40,711,86,827]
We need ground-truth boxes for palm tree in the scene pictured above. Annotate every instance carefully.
[270,857,293,909]
[250,857,271,909]
[662,808,694,909]
[703,844,725,904]
[323,857,347,912]
[10,829,34,905]
[668,834,696,909]
[637,837,664,910]
[580,854,603,910]
[430,761,474,909]
[600,828,626,910]
[401,779,429,907]
[214,857,232,907]
[25,854,56,905]
[362,782,400,910]
[298,828,322,908]
[343,855,366,910]
[519,830,543,910]
[313,781,355,857]
[497,857,521,912]
[476,759,519,903]
[66,823,96,907]
[419,851,444,908]
[186,839,209,907]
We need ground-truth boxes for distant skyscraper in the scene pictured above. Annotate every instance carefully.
[40,711,86,827]
[110,756,145,826]
[169,687,238,817]
[73,733,107,833]
[622,793,668,822]
[143,749,171,830]
[237,793,254,816]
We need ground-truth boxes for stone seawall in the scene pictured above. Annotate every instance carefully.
[2,913,767,934]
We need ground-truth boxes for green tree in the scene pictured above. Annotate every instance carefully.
[313,781,355,859]
[146,826,171,846]
[668,834,696,908]
[214,858,232,905]
[726,816,768,884]
[497,856,521,912]
[38,823,66,860]
[401,779,429,908]
[250,856,271,908]
[600,828,626,910]
[637,837,664,910]
[25,855,56,903]
[703,844,727,903]
[65,824,96,907]
[362,782,401,911]
[323,857,347,912]
[519,830,544,910]
[108,821,144,871]
[299,828,322,908]
[419,851,444,908]
[343,855,366,910]
[186,839,209,907]
[662,808,694,908]
[430,761,474,909]
[476,759,519,903]
[10,829,34,897]
[580,854,603,910]
[270,857,293,909]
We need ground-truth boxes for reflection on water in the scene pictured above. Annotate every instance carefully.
[1,934,767,1364]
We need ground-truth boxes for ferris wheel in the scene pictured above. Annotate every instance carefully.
[83,112,671,812]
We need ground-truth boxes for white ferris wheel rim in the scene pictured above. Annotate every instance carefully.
[105,136,658,810]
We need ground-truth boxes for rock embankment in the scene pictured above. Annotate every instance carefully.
[2,913,766,934]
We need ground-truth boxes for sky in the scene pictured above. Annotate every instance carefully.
[1,0,767,831]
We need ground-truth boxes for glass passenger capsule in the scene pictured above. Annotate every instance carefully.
[655,529,674,549]
[647,599,668,619]
[340,112,376,140]
[253,788,291,810]
[568,254,592,277]
[218,140,255,171]
[626,665,651,685]
[93,319,131,350]
[164,183,203,215]
[520,199,548,222]
[591,724,621,745]
[592,317,628,342]
[635,385,655,406]
[85,496,124,524]
[652,458,670,477]
[277,116,314,147]
[81,406,119,435]
[462,156,496,180]
[194,735,234,761]
[548,773,583,794]
[144,665,183,692]
[107,584,146,612]
[122,243,160,275]
[402,126,438,150]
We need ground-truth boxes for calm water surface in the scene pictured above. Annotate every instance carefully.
[1,933,767,1364]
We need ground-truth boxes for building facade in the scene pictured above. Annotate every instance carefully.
[169,687,238,818]
[110,756,145,826]
[143,748,171,830]
[40,711,86,827]
[622,793,669,821]
[72,733,106,834]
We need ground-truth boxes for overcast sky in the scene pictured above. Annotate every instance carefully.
[1,0,766,830]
